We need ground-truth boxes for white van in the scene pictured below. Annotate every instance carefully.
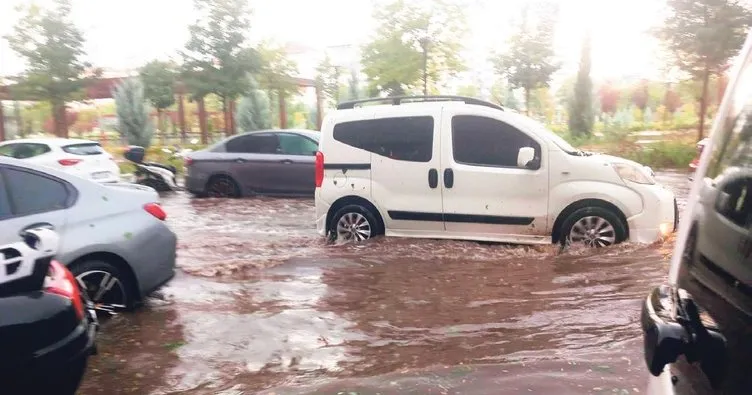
[314,96,677,247]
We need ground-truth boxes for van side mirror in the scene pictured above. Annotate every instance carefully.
[517,147,536,169]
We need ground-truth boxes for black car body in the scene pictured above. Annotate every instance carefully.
[642,32,752,395]
[0,229,98,394]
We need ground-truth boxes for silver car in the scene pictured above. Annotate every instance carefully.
[0,156,176,312]
[184,129,320,197]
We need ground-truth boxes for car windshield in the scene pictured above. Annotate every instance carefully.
[62,143,104,155]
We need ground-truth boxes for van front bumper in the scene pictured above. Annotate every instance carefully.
[627,183,677,243]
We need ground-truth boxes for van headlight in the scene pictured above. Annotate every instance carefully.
[612,163,656,185]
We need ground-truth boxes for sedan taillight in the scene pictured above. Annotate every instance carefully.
[58,158,82,166]
[144,202,167,221]
[44,260,84,320]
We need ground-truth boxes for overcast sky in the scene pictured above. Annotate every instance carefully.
[0,0,669,85]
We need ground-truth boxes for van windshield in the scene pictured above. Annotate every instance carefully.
[514,116,582,155]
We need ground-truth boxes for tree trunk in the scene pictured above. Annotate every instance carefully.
[698,65,711,141]
[52,101,68,138]
[156,108,164,145]
[177,93,187,144]
[524,88,531,116]
[228,99,236,135]
[198,97,208,145]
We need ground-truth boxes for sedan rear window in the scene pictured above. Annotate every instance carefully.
[62,143,104,156]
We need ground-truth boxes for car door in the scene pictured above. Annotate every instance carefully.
[360,112,444,234]
[276,132,318,194]
[0,165,71,247]
[440,109,549,242]
[225,133,285,194]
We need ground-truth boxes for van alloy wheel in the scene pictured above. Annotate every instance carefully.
[336,212,372,241]
[568,216,616,247]
[76,270,128,314]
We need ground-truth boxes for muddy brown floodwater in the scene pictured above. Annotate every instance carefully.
[78,171,691,395]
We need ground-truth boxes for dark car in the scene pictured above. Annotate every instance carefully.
[0,228,98,395]
[184,129,320,198]
[641,35,752,394]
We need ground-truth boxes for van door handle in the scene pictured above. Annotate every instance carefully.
[235,158,246,163]
[444,168,454,188]
[428,168,438,188]
[279,159,293,164]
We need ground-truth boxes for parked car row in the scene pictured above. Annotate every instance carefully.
[180,96,677,248]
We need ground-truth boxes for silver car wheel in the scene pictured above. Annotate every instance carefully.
[336,212,372,241]
[568,216,616,248]
[76,270,128,313]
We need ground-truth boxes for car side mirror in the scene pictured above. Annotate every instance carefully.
[517,147,536,169]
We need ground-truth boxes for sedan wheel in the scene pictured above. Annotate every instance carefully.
[76,270,129,315]
[568,216,617,248]
[207,176,240,198]
[336,212,373,241]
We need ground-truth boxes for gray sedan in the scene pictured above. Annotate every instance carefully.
[185,129,320,197]
[0,156,176,313]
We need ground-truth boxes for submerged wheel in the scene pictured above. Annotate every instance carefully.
[71,260,134,314]
[330,204,383,242]
[206,175,240,198]
[561,207,627,248]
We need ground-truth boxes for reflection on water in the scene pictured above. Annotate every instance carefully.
[78,171,689,394]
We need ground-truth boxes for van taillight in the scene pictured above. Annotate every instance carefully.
[315,151,324,188]
[44,260,85,320]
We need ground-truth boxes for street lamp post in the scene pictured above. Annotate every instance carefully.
[418,37,430,96]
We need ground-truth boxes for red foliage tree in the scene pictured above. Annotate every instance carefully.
[631,79,649,110]
[598,83,620,114]
[664,89,682,114]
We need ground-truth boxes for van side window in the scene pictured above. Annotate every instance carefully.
[451,115,541,169]
[332,116,434,162]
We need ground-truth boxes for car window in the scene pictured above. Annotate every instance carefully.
[62,143,104,155]
[225,134,280,154]
[451,115,541,169]
[2,167,69,216]
[278,134,318,156]
[332,116,434,162]
[0,144,16,157]
[4,143,51,159]
[0,175,10,219]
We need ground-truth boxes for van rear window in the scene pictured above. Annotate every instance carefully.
[332,116,434,162]
[62,143,104,156]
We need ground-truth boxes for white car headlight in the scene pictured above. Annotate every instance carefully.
[612,163,656,185]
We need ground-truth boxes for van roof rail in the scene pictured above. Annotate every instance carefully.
[336,95,505,111]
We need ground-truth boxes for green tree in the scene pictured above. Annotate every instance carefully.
[5,0,98,138]
[235,76,272,132]
[568,33,594,137]
[361,0,467,96]
[139,60,177,134]
[348,68,361,100]
[490,79,520,110]
[316,55,342,106]
[456,84,480,97]
[654,0,752,140]
[492,1,560,114]
[113,78,154,148]
[256,41,299,95]
[181,0,261,136]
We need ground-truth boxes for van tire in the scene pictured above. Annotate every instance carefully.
[330,205,383,242]
[560,207,627,248]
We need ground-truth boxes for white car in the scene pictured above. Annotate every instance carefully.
[314,96,677,247]
[0,138,120,183]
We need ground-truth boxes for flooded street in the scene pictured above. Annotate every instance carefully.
[79,171,691,395]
